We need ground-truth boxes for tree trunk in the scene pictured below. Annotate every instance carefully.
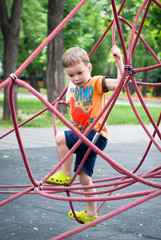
[46,0,67,113]
[0,0,23,120]
[28,70,40,92]
[153,86,161,97]
[153,69,161,97]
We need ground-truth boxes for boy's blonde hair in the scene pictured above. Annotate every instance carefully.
[62,47,90,68]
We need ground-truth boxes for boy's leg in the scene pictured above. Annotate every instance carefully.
[56,131,73,177]
[79,170,97,218]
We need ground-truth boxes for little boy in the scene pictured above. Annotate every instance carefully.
[46,45,123,225]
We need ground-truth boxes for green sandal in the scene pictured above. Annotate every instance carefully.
[45,171,73,185]
[68,210,98,227]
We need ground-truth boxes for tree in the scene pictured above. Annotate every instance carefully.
[18,0,47,92]
[0,0,23,120]
[46,0,66,113]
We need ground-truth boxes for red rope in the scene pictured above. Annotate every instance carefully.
[88,0,126,58]
[0,0,161,239]
[8,82,37,186]
[131,0,152,58]
[50,190,161,240]
[120,17,161,64]
[128,0,149,64]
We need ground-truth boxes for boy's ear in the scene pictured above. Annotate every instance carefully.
[88,63,92,73]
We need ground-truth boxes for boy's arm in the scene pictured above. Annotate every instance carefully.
[103,45,124,92]
[66,81,73,104]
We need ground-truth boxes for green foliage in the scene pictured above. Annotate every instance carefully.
[63,0,97,49]
[18,0,47,77]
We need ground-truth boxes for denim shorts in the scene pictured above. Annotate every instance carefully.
[64,130,107,177]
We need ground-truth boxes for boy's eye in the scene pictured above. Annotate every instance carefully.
[69,74,73,77]
[78,72,82,75]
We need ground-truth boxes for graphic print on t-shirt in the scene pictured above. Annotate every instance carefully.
[70,85,94,131]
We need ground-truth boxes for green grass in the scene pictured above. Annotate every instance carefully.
[0,86,47,94]
[107,104,159,125]
[0,97,160,129]
[0,98,70,128]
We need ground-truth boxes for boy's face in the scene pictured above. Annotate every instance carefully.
[65,61,92,88]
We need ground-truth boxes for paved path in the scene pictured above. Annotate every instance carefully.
[0,125,160,150]
[0,125,161,240]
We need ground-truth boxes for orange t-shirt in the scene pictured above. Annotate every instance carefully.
[69,76,108,139]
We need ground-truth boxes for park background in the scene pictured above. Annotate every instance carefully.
[0,0,160,127]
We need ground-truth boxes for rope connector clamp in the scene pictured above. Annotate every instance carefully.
[56,97,63,104]
[124,65,133,75]
[36,181,42,190]
[10,73,18,85]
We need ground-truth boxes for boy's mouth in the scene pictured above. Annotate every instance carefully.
[75,82,83,87]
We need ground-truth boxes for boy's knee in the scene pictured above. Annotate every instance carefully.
[78,173,83,183]
[79,170,91,186]
[56,131,66,146]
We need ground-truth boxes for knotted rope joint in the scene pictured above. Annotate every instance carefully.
[124,65,134,75]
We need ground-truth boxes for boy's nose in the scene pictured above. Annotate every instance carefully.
[74,76,79,82]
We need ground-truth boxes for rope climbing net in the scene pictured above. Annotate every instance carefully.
[0,0,161,239]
